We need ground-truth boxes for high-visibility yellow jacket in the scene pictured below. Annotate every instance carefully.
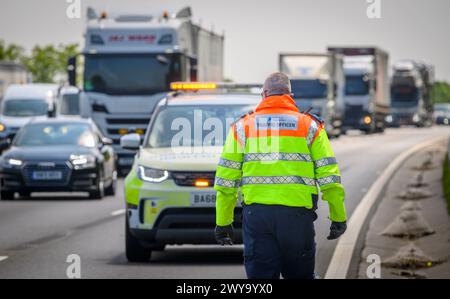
[214,94,347,226]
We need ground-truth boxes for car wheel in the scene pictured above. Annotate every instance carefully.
[126,219,152,262]
[105,171,117,196]
[89,176,104,200]
[1,191,15,200]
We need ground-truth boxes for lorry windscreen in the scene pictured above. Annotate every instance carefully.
[291,79,327,99]
[147,105,254,148]
[391,86,419,103]
[345,75,369,95]
[84,53,183,95]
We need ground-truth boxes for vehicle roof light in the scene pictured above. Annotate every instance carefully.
[170,82,262,92]
[170,82,217,91]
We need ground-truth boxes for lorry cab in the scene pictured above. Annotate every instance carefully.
[0,84,58,151]
[388,60,434,127]
[279,53,345,138]
[67,6,224,174]
[328,47,390,134]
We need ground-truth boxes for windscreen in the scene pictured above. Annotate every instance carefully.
[3,99,49,117]
[84,53,184,95]
[147,105,254,148]
[291,79,327,99]
[345,75,370,95]
[391,85,419,103]
[60,94,80,115]
[14,123,96,148]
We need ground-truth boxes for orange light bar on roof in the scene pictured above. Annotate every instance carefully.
[170,82,217,91]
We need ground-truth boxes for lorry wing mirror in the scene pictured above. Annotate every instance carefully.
[120,134,141,150]
[67,56,77,86]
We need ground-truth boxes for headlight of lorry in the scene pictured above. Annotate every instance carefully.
[137,165,169,183]
[386,115,393,123]
[70,154,96,169]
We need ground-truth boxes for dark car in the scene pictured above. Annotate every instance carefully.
[0,118,117,200]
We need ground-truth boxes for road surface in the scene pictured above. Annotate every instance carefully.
[0,127,449,278]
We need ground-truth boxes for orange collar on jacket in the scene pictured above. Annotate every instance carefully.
[255,94,299,113]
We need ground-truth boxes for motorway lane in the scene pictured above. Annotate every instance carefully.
[0,127,449,278]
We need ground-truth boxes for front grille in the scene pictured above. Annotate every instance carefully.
[22,162,71,187]
[106,118,150,125]
[344,104,364,121]
[171,171,215,187]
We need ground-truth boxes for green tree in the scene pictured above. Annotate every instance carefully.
[0,40,24,62]
[21,43,79,83]
[432,81,450,104]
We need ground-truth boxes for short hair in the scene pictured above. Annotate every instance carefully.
[263,72,291,96]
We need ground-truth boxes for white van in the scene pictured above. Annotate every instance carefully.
[0,84,58,151]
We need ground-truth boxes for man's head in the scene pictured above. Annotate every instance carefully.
[262,72,291,98]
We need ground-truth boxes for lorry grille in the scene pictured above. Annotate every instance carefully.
[171,172,216,187]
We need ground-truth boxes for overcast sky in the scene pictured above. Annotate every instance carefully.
[0,0,449,82]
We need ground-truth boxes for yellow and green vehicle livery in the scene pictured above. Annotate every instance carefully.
[122,83,260,262]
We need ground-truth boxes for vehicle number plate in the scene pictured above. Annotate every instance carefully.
[190,191,216,207]
[32,171,63,180]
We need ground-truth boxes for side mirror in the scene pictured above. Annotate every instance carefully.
[67,56,77,86]
[47,107,56,118]
[120,134,141,150]
[101,137,113,146]
[0,139,11,151]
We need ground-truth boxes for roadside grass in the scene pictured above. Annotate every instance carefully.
[444,153,450,215]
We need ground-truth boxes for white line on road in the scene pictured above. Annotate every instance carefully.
[0,256,8,262]
[325,136,447,279]
[111,209,126,217]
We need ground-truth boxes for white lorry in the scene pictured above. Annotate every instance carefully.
[279,53,345,137]
[328,47,390,134]
[68,7,224,173]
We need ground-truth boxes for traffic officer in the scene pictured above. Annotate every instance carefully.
[213,72,347,279]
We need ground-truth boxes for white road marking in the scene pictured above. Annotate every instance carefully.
[0,256,8,262]
[325,136,447,279]
[111,209,126,217]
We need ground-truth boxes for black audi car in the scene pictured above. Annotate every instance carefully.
[0,118,117,200]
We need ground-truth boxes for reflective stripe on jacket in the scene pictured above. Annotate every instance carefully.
[214,94,346,226]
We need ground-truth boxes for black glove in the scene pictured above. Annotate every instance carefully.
[215,225,234,245]
[327,221,347,240]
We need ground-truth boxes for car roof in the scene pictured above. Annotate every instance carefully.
[162,92,262,107]
[4,84,59,99]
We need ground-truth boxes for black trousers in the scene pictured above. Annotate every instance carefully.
[242,203,316,279]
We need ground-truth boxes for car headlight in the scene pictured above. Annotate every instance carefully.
[1,158,23,167]
[0,123,6,132]
[412,114,420,123]
[70,154,96,169]
[137,165,169,183]
[386,115,393,123]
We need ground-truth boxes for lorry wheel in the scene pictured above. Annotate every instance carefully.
[126,219,152,262]
[1,191,15,200]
